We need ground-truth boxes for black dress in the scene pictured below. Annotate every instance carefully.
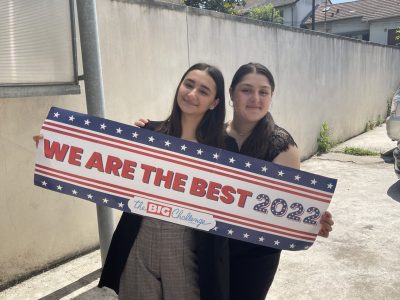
[225,125,297,300]
[98,122,230,300]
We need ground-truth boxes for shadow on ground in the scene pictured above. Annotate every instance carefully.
[38,269,105,300]
[387,180,400,203]
[71,286,116,299]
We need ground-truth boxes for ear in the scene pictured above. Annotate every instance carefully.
[229,88,233,101]
[209,98,220,110]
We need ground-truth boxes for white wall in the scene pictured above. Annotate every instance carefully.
[315,17,369,35]
[1,0,400,288]
[370,17,400,45]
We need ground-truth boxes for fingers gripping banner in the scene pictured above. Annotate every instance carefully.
[34,107,337,251]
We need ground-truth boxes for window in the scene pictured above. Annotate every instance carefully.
[0,0,79,98]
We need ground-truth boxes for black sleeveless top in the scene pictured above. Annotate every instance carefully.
[226,124,297,257]
[224,124,297,162]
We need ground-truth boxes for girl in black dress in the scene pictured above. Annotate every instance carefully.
[225,63,333,300]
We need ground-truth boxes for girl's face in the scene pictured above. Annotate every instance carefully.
[230,73,273,124]
[177,70,219,117]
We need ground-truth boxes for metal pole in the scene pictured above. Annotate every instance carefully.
[312,0,315,30]
[324,0,327,32]
[76,0,115,266]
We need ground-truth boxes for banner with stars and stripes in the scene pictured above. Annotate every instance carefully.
[34,107,337,251]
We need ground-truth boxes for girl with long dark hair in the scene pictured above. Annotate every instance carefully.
[97,63,229,300]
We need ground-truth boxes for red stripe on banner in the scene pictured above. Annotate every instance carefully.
[35,164,317,240]
[44,120,332,199]
[41,123,332,203]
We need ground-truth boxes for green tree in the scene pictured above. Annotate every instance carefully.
[183,0,246,15]
[249,3,283,24]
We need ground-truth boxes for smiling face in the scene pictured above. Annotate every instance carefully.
[177,69,219,118]
[230,72,273,125]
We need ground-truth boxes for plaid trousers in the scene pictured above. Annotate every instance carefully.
[119,218,200,300]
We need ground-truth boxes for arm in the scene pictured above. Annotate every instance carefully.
[272,145,334,238]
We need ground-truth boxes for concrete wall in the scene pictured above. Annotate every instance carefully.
[370,17,400,45]
[1,0,400,288]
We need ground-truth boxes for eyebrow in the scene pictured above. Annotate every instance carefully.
[185,78,212,92]
[239,83,271,90]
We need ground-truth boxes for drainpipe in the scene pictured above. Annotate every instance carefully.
[76,0,115,266]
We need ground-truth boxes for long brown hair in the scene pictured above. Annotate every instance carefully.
[230,63,276,159]
[158,63,226,148]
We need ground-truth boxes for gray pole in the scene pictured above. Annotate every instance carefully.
[76,0,115,266]
[311,0,315,30]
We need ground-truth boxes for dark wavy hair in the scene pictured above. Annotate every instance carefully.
[230,62,276,159]
[158,63,226,148]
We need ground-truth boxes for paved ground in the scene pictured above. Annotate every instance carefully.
[1,124,399,300]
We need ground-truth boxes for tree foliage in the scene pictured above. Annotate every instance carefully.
[183,0,246,15]
[249,3,283,24]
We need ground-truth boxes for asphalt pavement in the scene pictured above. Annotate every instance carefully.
[1,124,399,300]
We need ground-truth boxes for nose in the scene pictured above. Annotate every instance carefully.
[249,91,259,103]
[187,88,198,99]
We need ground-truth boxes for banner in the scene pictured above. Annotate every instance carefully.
[34,107,337,251]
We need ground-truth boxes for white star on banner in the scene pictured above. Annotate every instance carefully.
[41,181,47,186]
[212,226,218,231]
[290,244,296,249]
[148,136,155,142]
[69,115,75,122]
[278,170,284,176]
[229,157,235,164]
[197,149,203,155]
[295,175,301,181]
[311,179,317,185]
[100,123,107,130]
[245,162,252,168]
[164,140,171,147]
[213,153,219,159]
[274,240,280,245]
[243,233,249,238]
[259,236,265,242]
[132,132,138,138]
[72,189,78,195]
[116,128,123,134]
[57,185,63,190]
[54,112,60,118]
[261,166,268,172]
[103,198,109,204]
[181,145,187,151]
[327,183,333,189]
[304,246,310,250]
[228,229,234,235]
[84,119,91,126]
[118,202,124,208]
[87,194,93,199]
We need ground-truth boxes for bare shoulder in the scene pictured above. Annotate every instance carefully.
[272,144,300,169]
